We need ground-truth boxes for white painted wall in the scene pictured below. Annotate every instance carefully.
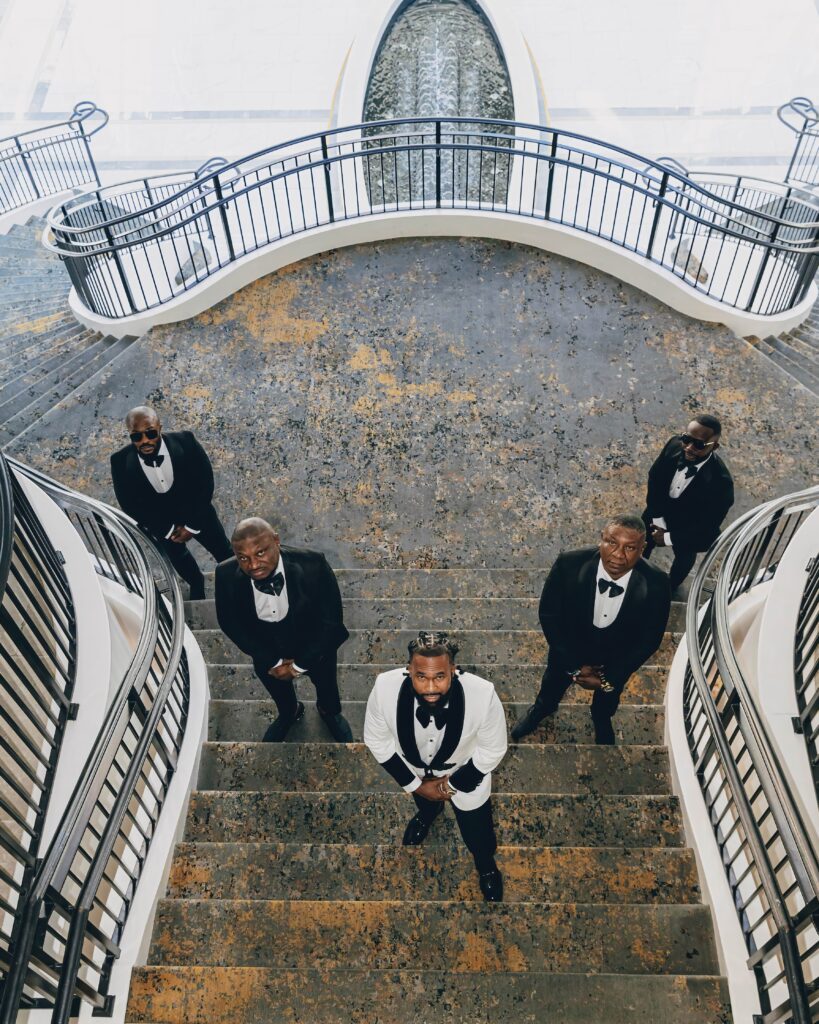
[0,0,816,178]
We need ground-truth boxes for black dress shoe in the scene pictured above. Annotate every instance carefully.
[402,811,440,846]
[318,709,353,742]
[262,701,305,742]
[511,703,545,741]
[479,869,504,902]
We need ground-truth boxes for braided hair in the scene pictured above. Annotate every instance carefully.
[407,630,460,662]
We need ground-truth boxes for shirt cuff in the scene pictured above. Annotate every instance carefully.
[665,532,673,545]
[184,525,201,535]
[403,776,422,793]
[273,658,284,668]
[292,663,306,675]
[651,517,667,529]
[164,526,175,540]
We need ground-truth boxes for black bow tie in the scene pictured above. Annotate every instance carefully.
[677,459,698,478]
[253,571,285,596]
[141,453,164,467]
[598,578,625,598]
[415,698,449,729]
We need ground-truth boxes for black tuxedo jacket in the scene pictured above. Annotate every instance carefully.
[538,546,671,691]
[110,430,217,538]
[214,545,349,670]
[643,435,734,552]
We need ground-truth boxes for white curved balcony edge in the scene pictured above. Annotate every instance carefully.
[756,506,819,848]
[666,634,762,1024]
[65,209,818,341]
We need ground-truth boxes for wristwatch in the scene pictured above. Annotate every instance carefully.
[568,668,582,682]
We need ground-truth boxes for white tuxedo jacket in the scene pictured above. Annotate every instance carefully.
[364,668,508,811]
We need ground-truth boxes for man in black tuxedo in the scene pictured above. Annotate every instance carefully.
[642,413,734,593]
[215,517,353,743]
[110,406,232,599]
[511,514,671,745]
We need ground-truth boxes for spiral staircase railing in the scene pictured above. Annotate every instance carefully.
[780,97,819,190]
[684,485,819,1024]
[43,117,819,321]
[0,453,190,1022]
[0,102,108,216]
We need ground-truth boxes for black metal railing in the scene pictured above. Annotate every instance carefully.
[44,117,819,320]
[684,485,819,1024]
[0,456,77,997]
[795,549,819,797]
[0,102,107,217]
[780,97,819,190]
[0,453,190,1021]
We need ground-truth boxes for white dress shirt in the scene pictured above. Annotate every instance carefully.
[252,556,290,622]
[402,706,451,793]
[593,560,631,628]
[138,439,199,539]
[651,454,712,546]
[252,557,304,673]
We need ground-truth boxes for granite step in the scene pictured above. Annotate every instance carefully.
[779,331,819,364]
[194,627,681,666]
[0,330,103,423]
[207,661,669,704]
[769,336,819,381]
[0,325,98,398]
[761,340,819,395]
[166,842,700,903]
[186,596,686,632]
[207,699,665,745]
[0,301,68,333]
[0,311,77,351]
[147,899,719,975]
[126,968,731,1024]
[185,792,684,847]
[0,335,134,444]
[197,742,672,795]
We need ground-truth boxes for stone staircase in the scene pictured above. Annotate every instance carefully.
[0,216,137,446]
[126,568,732,1024]
[755,296,819,396]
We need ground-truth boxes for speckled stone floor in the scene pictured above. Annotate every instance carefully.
[8,237,817,568]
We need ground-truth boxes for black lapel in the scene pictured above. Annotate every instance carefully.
[396,674,424,769]
[578,553,599,626]
[618,563,648,626]
[125,445,156,499]
[280,549,309,618]
[431,673,465,769]
[235,562,258,622]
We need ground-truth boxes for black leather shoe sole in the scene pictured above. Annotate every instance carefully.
[479,869,504,902]
[262,701,305,742]
[402,813,438,846]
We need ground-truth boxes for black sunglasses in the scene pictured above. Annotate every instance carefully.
[680,432,716,452]
[129,429,159,442]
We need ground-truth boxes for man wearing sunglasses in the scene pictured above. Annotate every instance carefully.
[111,406,232,599]
[641,414,734,594]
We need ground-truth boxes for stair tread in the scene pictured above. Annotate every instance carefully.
[126,967,732,1024]
[166,842,700,903]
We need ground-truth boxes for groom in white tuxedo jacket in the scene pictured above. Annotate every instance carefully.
[364,631,508,901]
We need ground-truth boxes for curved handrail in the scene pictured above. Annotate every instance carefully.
[42,117,819,322]
[0,450,13,597]
[685,485,819,1024]
[0,101,107,216]
[0,455,190,1022]
[51,117,819,238]
[778,97,819,134]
